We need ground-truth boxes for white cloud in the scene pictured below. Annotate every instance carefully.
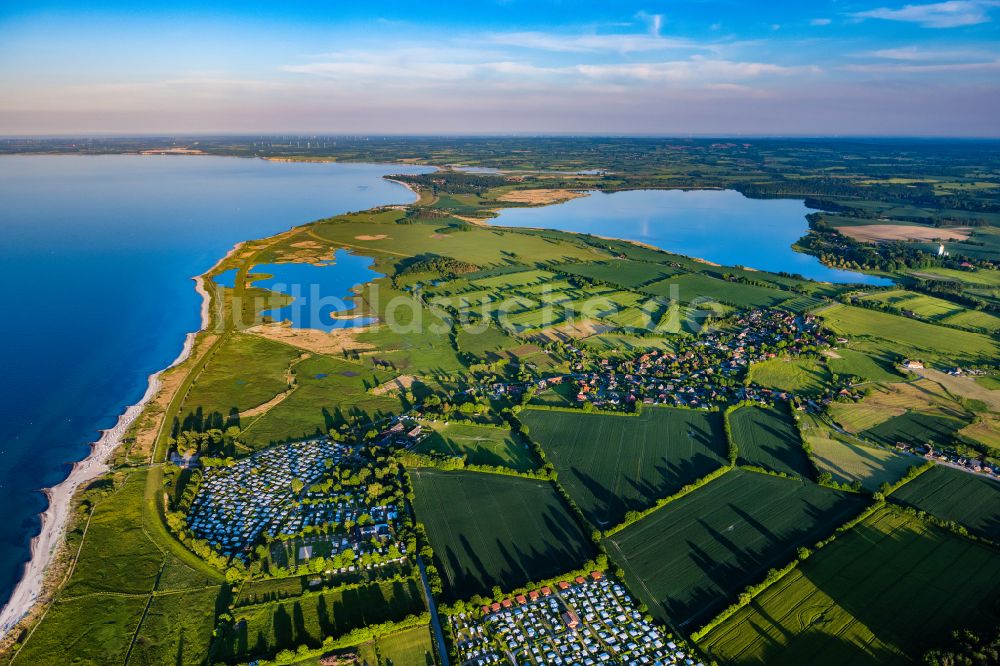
[846,58,1000,72]
[281,48,817,90]
[852,1,999,28]
[867,45,995,59]
[484,31,702,54]
[810,18,833,26]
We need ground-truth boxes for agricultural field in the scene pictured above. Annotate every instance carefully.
[827,379,972,449]
[863,411,969,449]
[976,375,1000,391]
[454,325,517,360]
[408,468,595,600]
[889,465,1000,542]
[816,303,999,366]
[414,421,538,471]
[356,624,436,666]
[643,273,789,309]
[823,348,902,383]
[554,259,677,288]
[606,470,867,627]
[519,407,729,528]
[748,356,831,396]
[211,578,426,663]
[799,415,918,491]
[729,405,814,478]
[857,289,1000,332]
[697,508,1000,665]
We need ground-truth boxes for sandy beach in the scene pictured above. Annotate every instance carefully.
[0,268,214,639]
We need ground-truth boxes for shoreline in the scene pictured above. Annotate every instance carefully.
[0,256,220,639]
[0,165,429,641]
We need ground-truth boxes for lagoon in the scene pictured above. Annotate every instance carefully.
[492,189,889,285]
[0,155,430,609]
[253,249,383,331]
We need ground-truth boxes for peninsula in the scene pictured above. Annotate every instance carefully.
[1,137,999,666]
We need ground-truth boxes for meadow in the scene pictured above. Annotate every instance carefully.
[356,624,436,666]
[889,465,1000,542]
[643,273,789,309]
[554,259,677,288]
[824,348,902,383]
[799,416,918,491]
[181,333,301,429]
[211,578,426,662]
[129,587,221,666]
[408,468,595,600]
[827,379,971,446]
[238,354,403,449]
[12,595,149,665]
[729,405,814,478]
[858,289,1000,332]
[748,357,830,396]
[697,509,1000,665]
[14,469,226,665]
[817,303,999,366]
[60,473,165,597]
[519,407,729,528]
[414,422,538,471]
[605,470,867,627]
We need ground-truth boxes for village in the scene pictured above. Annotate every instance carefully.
[452,572,701,666]
[526,309,842,411]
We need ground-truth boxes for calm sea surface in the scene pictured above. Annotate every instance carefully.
[492,189,890,285]
[0,155,430,608]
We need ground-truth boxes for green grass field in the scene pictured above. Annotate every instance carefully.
[889,465,1000,542]
[858,289,1000,332]
[976,375,1000,391]
[356,625,436,666]
[15,467,226,665]
[14,595,149,665]
[61,473,164,597]
[520,407,729,528]
[862,411,969,448]
[643,273,789,308]
[239,354,402,448]
[414,422,538,471]
[555,259,676,288]
[799,416,918,491]
[748,357,831,396]
[129,587,221,666]
[606,470,867,627]
[454,325,517,359]
[211,579,426,662]
[409,468,595,600]
[818,303,999,366]
[181,333,301,429]
[697,508,1000,665]
[729,405,814,478]
[825,348,902,383]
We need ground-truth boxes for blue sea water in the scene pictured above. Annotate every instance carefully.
[253,249,383,331]
[493,189,891,285]
[0,155,431,609]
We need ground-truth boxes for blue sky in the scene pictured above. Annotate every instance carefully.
[1,1,998,135]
